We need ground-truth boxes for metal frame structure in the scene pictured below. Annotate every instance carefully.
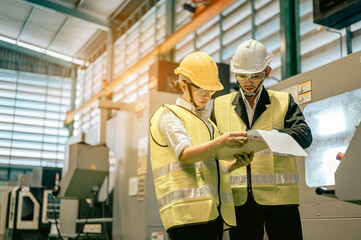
[279,0,301,79]
[16,0,110,30]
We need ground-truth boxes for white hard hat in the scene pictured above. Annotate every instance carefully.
[230,39,271,74]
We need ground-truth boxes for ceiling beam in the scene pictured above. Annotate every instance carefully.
[16,0,110,30]
[46,0,85,51]
[73,30,104,59]
[0,40,76,68]
[110,0,132,21]
[16,7,36,44]
[46,19,70,51]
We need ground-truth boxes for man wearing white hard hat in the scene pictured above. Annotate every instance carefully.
[211,39,313,239]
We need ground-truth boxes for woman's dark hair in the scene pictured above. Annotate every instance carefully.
[170,75,184,93]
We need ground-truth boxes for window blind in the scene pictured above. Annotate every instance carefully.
[0,68,71,167]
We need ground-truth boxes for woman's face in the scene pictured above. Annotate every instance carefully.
[181,81,215,108]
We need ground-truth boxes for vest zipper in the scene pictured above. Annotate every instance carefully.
[211,120,222,207]
[215,159,221,205]
[213,124,222,220]
[247,164,252,193]
[246,127,253,194]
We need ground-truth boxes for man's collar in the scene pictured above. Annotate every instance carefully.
[232,91,242,105]
[259,87,271,105]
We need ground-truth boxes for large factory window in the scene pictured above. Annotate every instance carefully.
[0,68,71,167]
[303,88,361,187]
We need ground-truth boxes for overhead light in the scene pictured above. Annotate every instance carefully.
[0,35,16,44]
[47,50,72,62]
[0,35,84,66]
[72,58,85,65]
[18,42,46,53]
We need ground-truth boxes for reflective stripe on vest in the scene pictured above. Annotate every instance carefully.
[158,184,234,209]
[231,173,299,186]
[220,191,234,203]
[153,160,228,179]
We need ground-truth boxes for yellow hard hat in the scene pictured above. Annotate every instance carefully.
[174,52,223,91]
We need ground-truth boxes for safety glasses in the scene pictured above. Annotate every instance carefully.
[189,82,216,96]
[235,71,266,83]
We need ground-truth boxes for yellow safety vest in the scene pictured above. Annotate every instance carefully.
[214,90,300,206]
[149,104,236,231]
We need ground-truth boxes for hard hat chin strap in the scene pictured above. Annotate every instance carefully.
[186,83,202,115]
[243,91,257,97]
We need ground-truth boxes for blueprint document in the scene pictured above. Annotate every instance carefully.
[218,129,308,160]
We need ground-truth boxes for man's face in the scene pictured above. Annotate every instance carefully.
[236,72,265,95]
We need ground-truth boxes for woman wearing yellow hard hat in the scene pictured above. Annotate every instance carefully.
[149,52,254,240]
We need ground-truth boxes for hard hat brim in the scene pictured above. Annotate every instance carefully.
[230,59,270,74]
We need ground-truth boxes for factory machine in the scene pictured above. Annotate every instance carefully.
[51,99,125,240]
[0,169,61,240]
[269,50,361,240]
[53,137,111,240]
[6,184,42,239]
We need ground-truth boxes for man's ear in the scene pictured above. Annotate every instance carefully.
[265,66,272,78]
